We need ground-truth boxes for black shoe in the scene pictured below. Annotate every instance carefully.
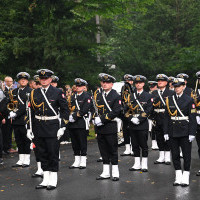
[165,162,171,165]
[196,171,200,176]
[32,173,43,178]
[12,164,22,168]
[69,166,79,169]
[141,169,148,172]
[173,182,181,186]
[96,176,110,180]
[129,168,141,171]
[46,185,56,190]
[22,164,30,168]
[35,185,47,189]
[97,159,103,162]
[181,183,189,187]
[112,177,119,181]
[79,166,86,169]
[0,159,4,165]
[120,153,131,156]
[154,161,165,164]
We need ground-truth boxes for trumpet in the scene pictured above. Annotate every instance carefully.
[7,90,18,112]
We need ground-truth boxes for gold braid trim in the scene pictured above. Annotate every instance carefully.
[166,97,177,116]
[67,95,75,114]
[153,101,160,107]
[94,90,104,112]
[30,89,44,112]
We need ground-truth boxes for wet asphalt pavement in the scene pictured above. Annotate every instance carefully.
[0,139,200,200]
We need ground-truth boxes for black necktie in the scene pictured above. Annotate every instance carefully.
[177,95,179,99]
[137,93,140,97]
[104,93,107,98]
[43,89,46,94]
[160,90,163,95]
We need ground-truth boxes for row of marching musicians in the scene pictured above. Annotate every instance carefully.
[0,69,199,190]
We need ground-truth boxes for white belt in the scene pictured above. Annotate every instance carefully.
[35,115,58,121]
[132,114,140,117]
[154,109,165,113]
[197,110,200,114]
[171,116,189,120]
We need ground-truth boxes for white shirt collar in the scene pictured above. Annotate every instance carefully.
[176,92,183,98]
[6,86,11,90]
[137,89,143,95]
[104,90,111,96]
[158,87,166,93]
[77,92,83,96]
[41,85,50,93]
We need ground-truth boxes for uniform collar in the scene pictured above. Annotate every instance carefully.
[158,87,166,93]
[77,92,83,96]
[176,92,183,99]
[136,89,143,95]
[103,90,111,96]
[41,85,50,93]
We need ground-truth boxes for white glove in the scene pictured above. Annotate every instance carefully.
[94,117,103,126]
[69,114,75,123]
[131,117,140,125]
[164,134,169,141]
[9,111,17,119]
[27,129,34,140]
[189,135,195,142]
[57,127,66,140]
[196,116,200,125]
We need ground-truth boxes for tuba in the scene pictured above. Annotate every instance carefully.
[7,90,18,112]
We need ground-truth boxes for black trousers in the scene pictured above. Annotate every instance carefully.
[13,125,31,154]
[196,129,200,159]
[155,124,170,151]
[37,137,60,172]
[2,119,13,151]
[97,133,118,165]
[32,136,40,162]
[170,136,192,171]
[151,125,156,140]
[0,128,3,158]
[60,128,70,142]
[129,129,148,157]
[70,128,87,156]
[123,126,131,144]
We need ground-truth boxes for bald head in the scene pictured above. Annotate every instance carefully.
[4,76,13,87]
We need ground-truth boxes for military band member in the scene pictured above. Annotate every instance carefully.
[148,81,159,150]
[168,76,175,91]
[33,75,41,89]
[51,75,59,88]
[9,72,32,168]
[152,74,175,165]
[164,78,197,186]
[195,71,200,176]
[121,74,135,156]
[127,75,153,172]
[94,73,121,181]
[176,73,193,96]
[68,78,91,169]
[27,69,69,190]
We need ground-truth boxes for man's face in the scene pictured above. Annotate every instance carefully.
[29,81,36,89]
[76,85,85,93]
[157,80,168,88]
[150,85,157,91]
[40,77,52,87]
[102,81,113,91]
[174,85,184,95]
[135,82,145,90]
[18,78,28,87]
[51,82,58,87]
[4,77,13,87]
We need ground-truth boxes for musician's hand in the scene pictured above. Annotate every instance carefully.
[94,117,103,126]
[164,134,169,141]
[196,116,200,125]
[57,127,66,140]
[131,117,140,125]
[2,119,6,124]
[69,114,75,123]
[27,129,34,140]
[9,111,17,119]
[189,135,195,142]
